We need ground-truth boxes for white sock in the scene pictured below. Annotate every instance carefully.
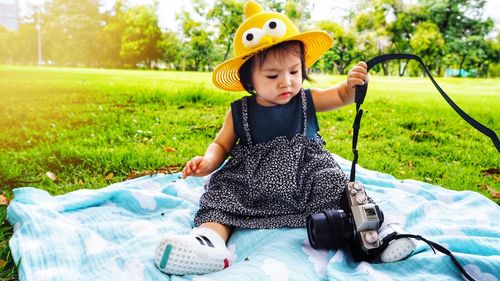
[378,221,415,263]
[191,227,228,249]
[155,228,234,275]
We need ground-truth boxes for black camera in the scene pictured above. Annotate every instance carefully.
[306,181,384,261]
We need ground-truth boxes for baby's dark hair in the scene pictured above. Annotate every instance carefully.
[238,40,311,95]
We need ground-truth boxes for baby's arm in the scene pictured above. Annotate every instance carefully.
[182,109,237,179]
[310,61,368,112]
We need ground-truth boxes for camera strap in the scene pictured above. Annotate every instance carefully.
[349,53,500,182]
[381,233,477,281]
[349,54,490,281]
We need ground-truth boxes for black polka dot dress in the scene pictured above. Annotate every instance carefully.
[194,89,348,228]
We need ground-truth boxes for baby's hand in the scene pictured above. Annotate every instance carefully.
[346,61,368,94]
[181,156,214,179]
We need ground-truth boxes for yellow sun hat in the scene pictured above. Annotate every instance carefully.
[212,0,334,91]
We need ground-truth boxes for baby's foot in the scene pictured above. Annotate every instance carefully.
[378,223,415,263]
[155,228,234,275]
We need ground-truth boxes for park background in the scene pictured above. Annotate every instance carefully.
[1,0,500,76]
[1,0,500,279]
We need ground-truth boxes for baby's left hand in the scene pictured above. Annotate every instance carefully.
[346,61,368,95]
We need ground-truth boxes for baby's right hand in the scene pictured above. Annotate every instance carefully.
[181,156,214,179]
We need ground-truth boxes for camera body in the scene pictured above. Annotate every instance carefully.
[307,181,384,261]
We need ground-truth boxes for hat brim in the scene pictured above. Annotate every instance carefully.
[212,31,333,92]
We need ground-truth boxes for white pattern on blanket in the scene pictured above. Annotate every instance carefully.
[7,154,500,281]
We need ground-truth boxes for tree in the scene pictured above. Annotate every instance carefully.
[120,4,162,68]
[487,33,500,77]
[463,35,495,77]
[410,21,445,74]
[208,0,243,61]
[420,0,493,76]
[316,20,362,74]
[353,0,413,75]
[386,5,427,75]
[43,0,103,66]
[263,0,312,31]
[0,26,14,64]
[99,0,127,68]
[178,7,214,71]
[159,30,182,69]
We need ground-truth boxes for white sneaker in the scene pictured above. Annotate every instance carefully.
[155,231,233,275]
[378,223,416,263]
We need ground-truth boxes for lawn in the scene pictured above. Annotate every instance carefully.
[0,65,499,279]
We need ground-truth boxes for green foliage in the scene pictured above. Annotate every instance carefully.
[420,0,494,76]
[99,0,127,68]
[283,0,313,31]
[43,0,103,66]
[0,0,498,75]
[159,31,183,69]
[488,63,500,77]
[0,22,38,65]
[410,21,445,73]
[119,4,162,68]
[316,21,362,74]
[208,0,244,61]
[263,0,312,28]
[386,5,427,59]
[177,9,215,71]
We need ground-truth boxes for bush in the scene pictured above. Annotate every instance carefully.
[488,63,500,78]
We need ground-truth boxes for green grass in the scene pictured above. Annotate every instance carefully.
[0,65,499,280]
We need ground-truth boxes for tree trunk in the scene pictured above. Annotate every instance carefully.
[458,55,466,77]
[382,62,388,76]
[477,63,483,77]
[337,51,344,74]
[439,3,451,34]
[399,59,409,76]
[223,37,233,61]
[343,58,355,75]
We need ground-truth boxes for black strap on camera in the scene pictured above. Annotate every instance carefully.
[348,54,497,281]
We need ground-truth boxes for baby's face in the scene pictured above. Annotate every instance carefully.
[251,49,303,107]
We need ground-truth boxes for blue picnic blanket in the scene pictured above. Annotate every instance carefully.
[7,154,500,281]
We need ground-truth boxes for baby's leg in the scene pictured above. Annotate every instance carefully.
[155,222,234,275]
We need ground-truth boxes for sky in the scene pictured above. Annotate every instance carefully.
[14,0,500,34]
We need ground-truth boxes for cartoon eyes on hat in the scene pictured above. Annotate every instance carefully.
[243,27,265,48]
[242,18,287,48]
[263,19,286,39]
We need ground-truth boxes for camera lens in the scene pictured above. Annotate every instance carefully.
[307,209,354,249]
[307,212,331,248]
